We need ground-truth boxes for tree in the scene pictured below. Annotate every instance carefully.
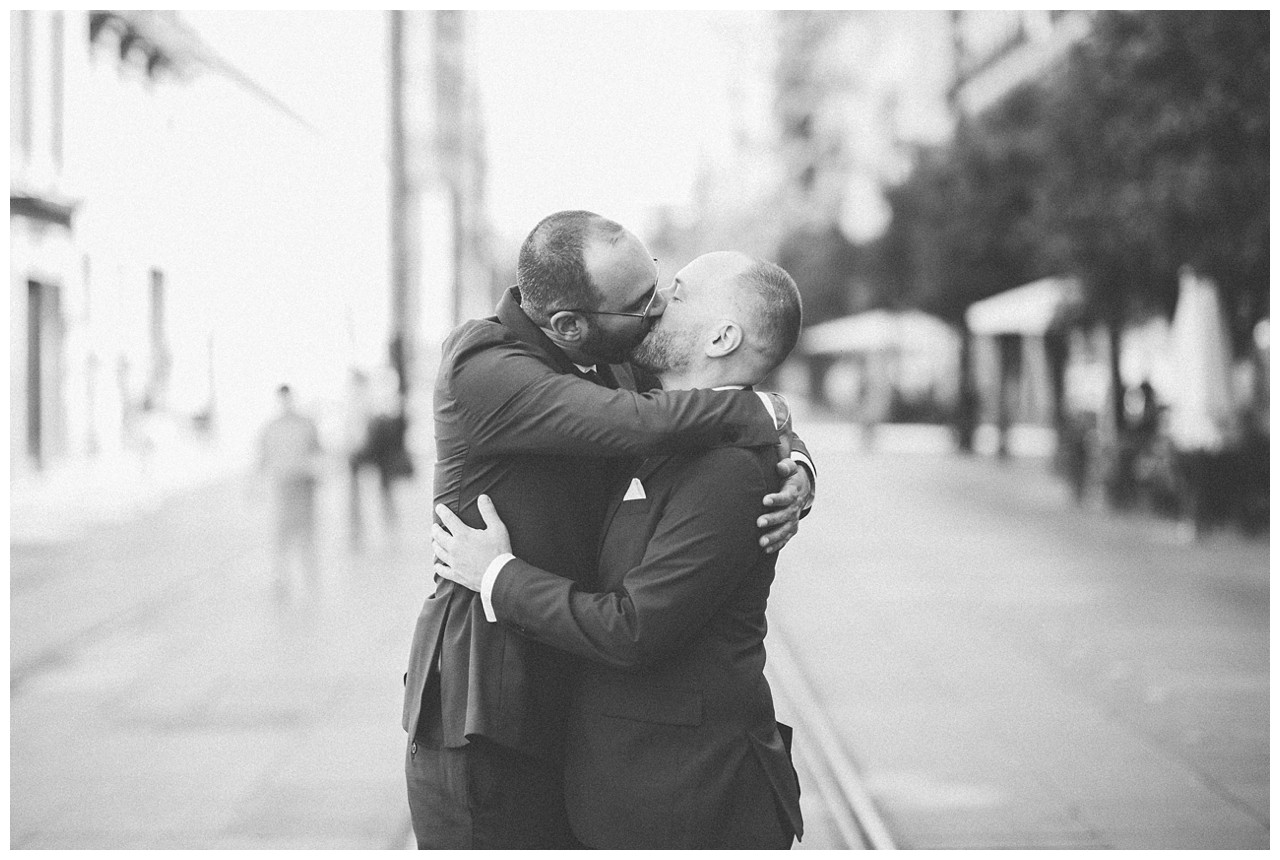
[1040,10,1269,431]
[877,86,1051,322]
[776,223,863,327]
[882,11,1268,444]
[877,86,1054,449]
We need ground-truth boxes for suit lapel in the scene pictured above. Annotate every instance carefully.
[595,362,620,390]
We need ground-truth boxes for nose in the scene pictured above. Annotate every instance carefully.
[647,286,671,318]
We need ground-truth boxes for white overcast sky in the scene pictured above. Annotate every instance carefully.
[183,10,756,244]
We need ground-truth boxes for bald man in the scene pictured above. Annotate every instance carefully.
[433,252,806,849]
[404,214,816,848]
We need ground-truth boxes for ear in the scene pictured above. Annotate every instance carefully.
[547,311,587,343]
[705,320,743,358]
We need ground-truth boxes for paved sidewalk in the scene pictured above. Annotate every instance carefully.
[11,418,1268,849]
[11,462,431,849]
[767,421,1269,850]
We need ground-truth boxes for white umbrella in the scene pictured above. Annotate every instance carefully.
[1166,266,1239,452]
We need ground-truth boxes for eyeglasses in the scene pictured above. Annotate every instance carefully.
[551,259,662,319]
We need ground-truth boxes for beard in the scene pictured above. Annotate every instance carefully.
[629,320,694,375]
[579,319,650,366]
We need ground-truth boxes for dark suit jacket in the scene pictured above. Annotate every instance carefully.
[490,444,804,849]
[402,288,795,763]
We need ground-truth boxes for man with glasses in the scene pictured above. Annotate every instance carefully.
[402,210,815,849]
[432,251,807,848]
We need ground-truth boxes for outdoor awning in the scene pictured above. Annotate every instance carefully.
[803,309,957,355]
[965,276,1083,336]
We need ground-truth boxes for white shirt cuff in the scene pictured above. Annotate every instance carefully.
[756,392,780,429]
[791,451,816,510]
[480,553,515,623]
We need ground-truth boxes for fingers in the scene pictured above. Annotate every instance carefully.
[434,561,460,585]
[431,522,452,548]
[432,542,453,567]
[762,490,799,510]
[770,461,811,509]
[758,520,797,552]
[431,524,454,566]
[434,503,465,533]
[757,505,798,529]
[476,494,504,532]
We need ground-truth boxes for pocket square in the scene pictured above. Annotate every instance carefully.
[623,477,647,501]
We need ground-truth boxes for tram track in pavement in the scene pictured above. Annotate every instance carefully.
[766,623,897,850]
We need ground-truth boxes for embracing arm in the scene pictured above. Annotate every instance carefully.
[436,450,770,670]
[446,326,782,458]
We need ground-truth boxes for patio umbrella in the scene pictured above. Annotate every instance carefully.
[1166,266,1238,452]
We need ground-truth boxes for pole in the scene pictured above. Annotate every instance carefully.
[388,10,412,404]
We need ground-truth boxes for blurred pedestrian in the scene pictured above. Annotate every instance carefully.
[258,384,322,601]
[347,370,413,550]
[364,405,412,529]
[345,370,375,551]
[1133,380,1161,438]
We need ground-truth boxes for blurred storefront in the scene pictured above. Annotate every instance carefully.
[967,271,1269,531]
[801,309,961,442]
[965,276,1083,458]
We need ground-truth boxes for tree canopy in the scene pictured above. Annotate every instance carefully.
[879,11,1268,351]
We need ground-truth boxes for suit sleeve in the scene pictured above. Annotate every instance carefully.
[631,363,816,497]
[489,449,770,669]
[447,327,779,457]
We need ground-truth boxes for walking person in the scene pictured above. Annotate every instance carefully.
[345,370,375,552]
[257,384,323,602]
[402,211,816,849]
[347,370,413,550]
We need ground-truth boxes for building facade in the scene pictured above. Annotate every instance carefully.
[773,10,955,246]
[11,11,385,478]
[949,10,1093,116]
[11,11,194,475]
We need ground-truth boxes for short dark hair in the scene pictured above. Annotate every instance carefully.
[738,260,802,374]
[516,210,623,324]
